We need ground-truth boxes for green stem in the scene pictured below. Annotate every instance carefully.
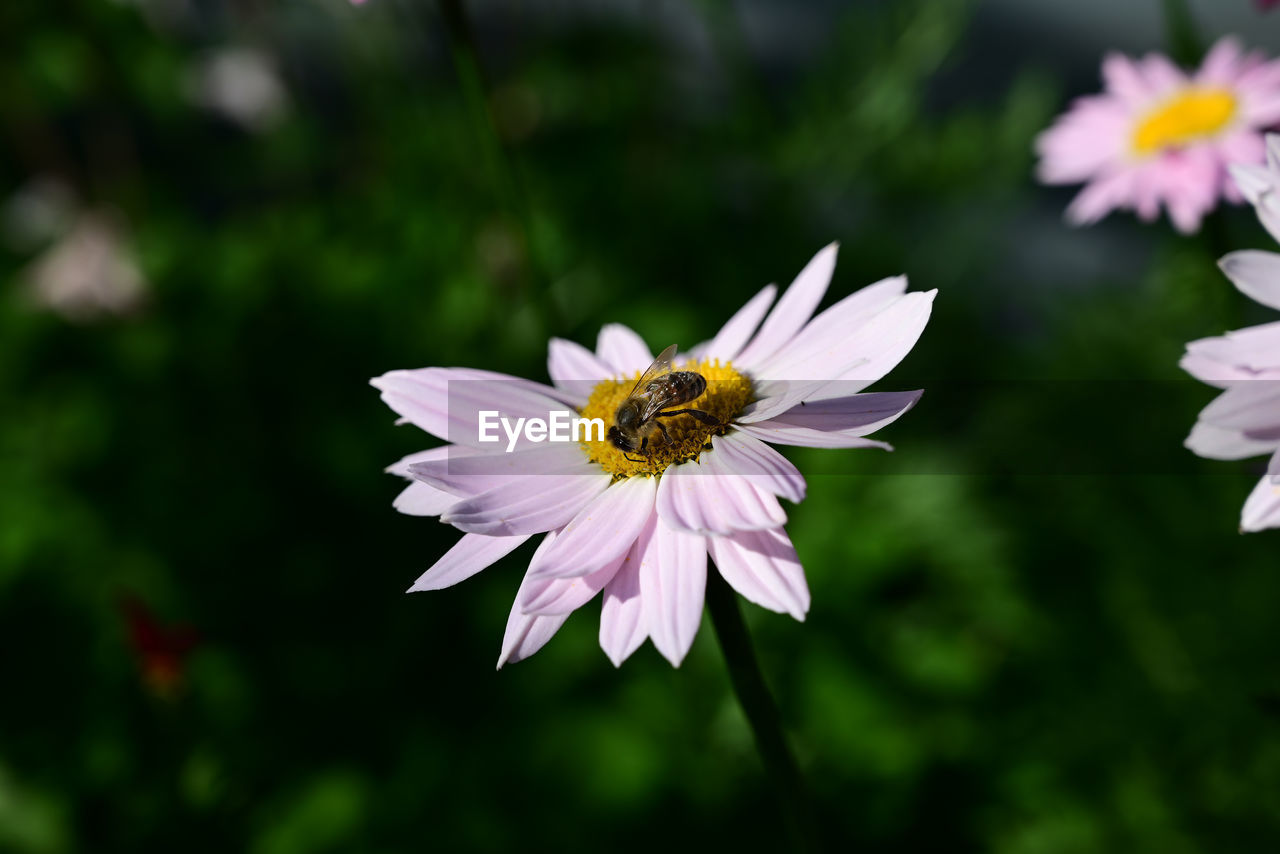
[706,571,823,852]
[1160,0,1204,67]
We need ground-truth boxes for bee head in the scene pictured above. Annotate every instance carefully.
[607,426,634,452]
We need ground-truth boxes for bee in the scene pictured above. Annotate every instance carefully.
[608,344,722,460]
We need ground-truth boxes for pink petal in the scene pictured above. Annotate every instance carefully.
[599,516,652,666]
[763,390,923,436]
[1242,472,1280,532]
[1185,421,1276,460]
[705,284,777,363]
[1220,251,1280,311]
[736,422,893,450]
[371,367,578,447]
[440,473,610,535]
[1102,52,1154,105]
[1199,382,1280,432]
[526,475,657,579]
[409,443,593,497]
[707,527,809,619]
[735,243,838,370]
[1196,37,1244,87]
[710,431,806,503]
[497,607,569,669]
[547,337,611,396]
[596,324,653,376]
[393,481,458,516]
[804,292,936,394]
[655,456,787,535]
[1065,170,1136,227]
[641,518,707,667]
[409,532,531,592]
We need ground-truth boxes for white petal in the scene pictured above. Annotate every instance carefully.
[641,518,707,667]
[393,481,458,516]
[757,290,936,394]
[761,275,910,379]
[371,367,579,447]
[409,532,531,592]
[706,527,809,619]
[735,422,894,450]
[441,473,611,535]
[1199,383,1280,432]
[1185,420,1277,460]
[1242,472,1280,532]
[763,390,923,436]
[409,443,594,497]
[1220,251,1280,311]
[599,516,652,666]
[527,475,657,579]
[656,455,787,535]
[548,337,611,400]
[705,284,777,362]
[497,607,569,668]
[596,324,654,376]
[710,431,806,503]
[735,244,838,370]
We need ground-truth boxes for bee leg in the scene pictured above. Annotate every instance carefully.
[656,408,722,427]
[654,420,672,445]
[624,453,645,463]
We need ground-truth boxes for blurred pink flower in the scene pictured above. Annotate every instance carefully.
[373,245,935,667]
[1259,1,1280,12]
[21,210,146,321]
[1184,135,1280,531]
[1036,37,1280,233]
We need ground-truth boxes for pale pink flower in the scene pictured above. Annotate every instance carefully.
[1036,37,1280,233]
[373,244,935,667]
[1184,135,1280,530]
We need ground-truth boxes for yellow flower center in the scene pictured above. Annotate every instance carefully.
[580,358,754,478]
[1132,88,1237,155]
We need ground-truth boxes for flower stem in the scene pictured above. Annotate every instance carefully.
[1160,0,1204,67]
[706,571,823,852]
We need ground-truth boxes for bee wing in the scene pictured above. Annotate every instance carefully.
[627,344,678,395]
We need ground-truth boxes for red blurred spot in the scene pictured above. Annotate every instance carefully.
[118,595,200,699]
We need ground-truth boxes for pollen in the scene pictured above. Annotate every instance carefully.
[580,358,754,478]
[1132,88,1237,156]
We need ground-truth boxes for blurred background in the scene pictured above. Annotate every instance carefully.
[3,0,1280,850]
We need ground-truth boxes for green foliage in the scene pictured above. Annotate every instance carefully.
[2,0,1279,851]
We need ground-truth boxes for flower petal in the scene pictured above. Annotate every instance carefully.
[548,337,611,398]
[410,443,594,497]
[764,390,923,435]
[393,481,458,516]
[1199,382,1280,433]
[710,431,806,503]
[735,243,838,370]
[705,284,777,362]
[527,475,657,579]
[371,367,578,447]
[1220,250,1280,311]
[656,453,787,535]
[597,324,653,376]
[409,532,531,592]
[441,473,611,535]
[599,517,652,666]
[641,518,707,667]
[1185,421,1276,461]
[1242,471,1280,532]
[736,422,894,450]
[707,527,809,619]
[497,608,569,669]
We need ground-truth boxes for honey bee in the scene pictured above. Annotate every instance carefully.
[608,344,722,460]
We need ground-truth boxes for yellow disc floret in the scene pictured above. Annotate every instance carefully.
[580,358,754,478]
[1132,88,1237,156]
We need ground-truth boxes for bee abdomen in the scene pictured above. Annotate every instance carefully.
[647,371,706,407]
